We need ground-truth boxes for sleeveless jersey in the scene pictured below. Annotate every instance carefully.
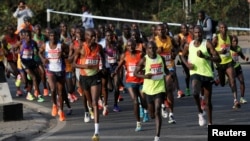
[45,41,64,72]
[124,50,143,83]
[142,54,165,95]
[20,40,37,61]
[188,40,213,77]
[79,42,100,76]
[230,46,241,68]
[178,33,193,44]
[154,35,175,69]
[215,34,232,64]
[4,34,18,61]
[105,46,118,64]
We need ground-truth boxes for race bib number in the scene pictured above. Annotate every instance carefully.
[161,53,171,65]
[231,52,238,62]
[220,44,230,57]
[86,57,99,65]
[107,56,116,64]
[22,49,33,59]
[150,63,164,80]
[128,63,136,77]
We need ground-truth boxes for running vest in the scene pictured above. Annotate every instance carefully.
[73,40,81,64]
[45,41,64,72]
[215,34,232,64]
[178,33,193,44]
[142,54,166,95]
[33,34,45,47]
[188,40,213,77]
[105,46,118,64]
[230,45,241,68]
[124,50,143,83]
[154,35,175,69]
[33,34,45,62]
[79,42,100,76]
[4,34,18,61]
[20,40,37,61]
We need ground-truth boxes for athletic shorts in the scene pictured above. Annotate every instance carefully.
[125,82,142,90]
[108,63,118,73]
[65,72,73,79]
[47,70,65,81]
[234,65,242,77]
[21,60,38,70]
[145,92,165,104]
[80,73,101,90]
[190,74,213,87]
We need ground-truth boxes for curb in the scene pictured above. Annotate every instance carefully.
[0,100,53,141]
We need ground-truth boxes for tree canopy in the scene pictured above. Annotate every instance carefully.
[0,0,249,34]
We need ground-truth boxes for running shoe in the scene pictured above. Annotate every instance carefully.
[92,134,99,141]
[16,90,23,97]
[71,93,78,101]
[154,136,160,141]
[232,100,241,109]
[66,109,72,115]
[139,106,144,118]
[177,90,185,98]
[113,105,121,112]
[58,111,66,121]
[135,122,142,132]
[119,86,124,92]
[240,97,247,104]
[26,92,34,101]
[68,94,75,103]
[43,88,49,96]
[168,114,176,124]
[51,104,58,117]
[161,104,168,118]
[117,94,124,102]
[98,99,103,110]
[89,108,94,119]
[102,105,109,116]
[185,88,190,96]
[37,95,45,102]
[84,112,90,123]
[198,112,206,126]
[143,113,149,122]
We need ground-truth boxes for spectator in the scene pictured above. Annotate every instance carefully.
[15,16,34,34]
[197,10,212,40]
[82,5,94,29]
[13,0,33,32]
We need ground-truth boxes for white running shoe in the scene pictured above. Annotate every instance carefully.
[198,112,206,126]
[84,112,90,123]
[161,104,168,118]
[154,136,160,141]
[168,114,176,124]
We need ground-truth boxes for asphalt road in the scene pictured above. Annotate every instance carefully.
[7,64,250,141]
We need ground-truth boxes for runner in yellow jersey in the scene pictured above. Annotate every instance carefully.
[181,25,221,126]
